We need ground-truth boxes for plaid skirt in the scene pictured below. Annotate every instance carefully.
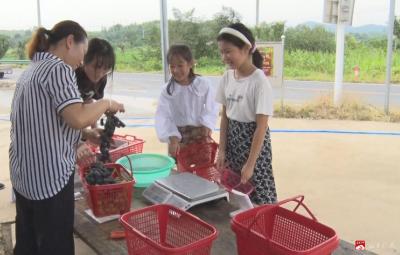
[225,118,277,204]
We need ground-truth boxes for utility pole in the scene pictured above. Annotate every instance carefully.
[334,22,345,105]
[37,0,42,27]
[384,0,395,114]
[160,0,170,83]
[280,35,286,111]
[256,0,260,27]
[324,0,355,106]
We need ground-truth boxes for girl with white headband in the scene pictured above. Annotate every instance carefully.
[216,23,277,204]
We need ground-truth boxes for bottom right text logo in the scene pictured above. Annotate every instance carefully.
[355,240,366,250]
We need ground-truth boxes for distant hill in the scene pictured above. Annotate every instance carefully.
[0,30,31,37]
[299,21,386,36]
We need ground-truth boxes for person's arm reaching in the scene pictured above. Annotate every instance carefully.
[216,106,228,169]
[61,99,124,129]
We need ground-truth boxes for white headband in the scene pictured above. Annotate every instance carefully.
[219,27,252,47]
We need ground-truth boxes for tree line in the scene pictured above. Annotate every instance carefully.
[0,7,397,66]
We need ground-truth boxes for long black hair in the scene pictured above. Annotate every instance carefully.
[27,20,87,60]
[217,23,263,69]
[166,44,197,95]
[84,38,115,74]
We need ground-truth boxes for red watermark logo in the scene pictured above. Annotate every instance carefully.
[355,240,366,250]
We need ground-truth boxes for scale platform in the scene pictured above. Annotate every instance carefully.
[143,172,229,210]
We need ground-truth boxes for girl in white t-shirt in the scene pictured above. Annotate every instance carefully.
[216,23,277,204]
[155,45,218,158]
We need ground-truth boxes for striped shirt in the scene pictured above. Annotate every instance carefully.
[9,52,83,200]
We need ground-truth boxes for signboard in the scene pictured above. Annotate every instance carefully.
[323,0,355,25]
[323,0,339,24]
[256,41,283,87]
[338,0,355,25]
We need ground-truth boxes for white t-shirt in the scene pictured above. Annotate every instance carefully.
[155,76,219,143]
[216,69,273,122]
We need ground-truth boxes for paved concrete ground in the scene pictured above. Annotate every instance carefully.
[0,117,399,254]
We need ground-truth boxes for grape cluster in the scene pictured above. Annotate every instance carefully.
[99,113,125,162]
[85,162,116,185]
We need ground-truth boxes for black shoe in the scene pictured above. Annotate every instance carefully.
[0,183,4,190]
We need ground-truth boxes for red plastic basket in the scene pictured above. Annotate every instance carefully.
[231,195,339,255]
[77,134,145,170]
[120,204,218,255]
[176,141,220,182]
[97,134,144,162]
[81,163,135,217]
[220,168,254,195]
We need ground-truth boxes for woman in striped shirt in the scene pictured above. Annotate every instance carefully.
[9,20,124,255]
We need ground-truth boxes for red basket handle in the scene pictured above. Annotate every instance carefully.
[122,134,135,139]
[224,168,253,186]
[114,135,134,146]
[114,134,144,144]
[122,135,140,143]
[274,195,317,221]
[246,195,317,238]
[206,135,217,144]
[175,136,218,159]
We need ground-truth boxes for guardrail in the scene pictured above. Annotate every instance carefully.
[0,60,31,64]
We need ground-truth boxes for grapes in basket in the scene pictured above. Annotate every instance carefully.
[85,162,116,185]
[99,113,125,162]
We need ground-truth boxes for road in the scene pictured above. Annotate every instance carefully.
[3,69,400,110]
[105,72,400,107]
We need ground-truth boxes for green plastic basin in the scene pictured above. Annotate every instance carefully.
[116,153,175,187]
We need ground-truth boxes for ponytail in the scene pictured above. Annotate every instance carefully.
[252,49,263,69]
[166,78,174,95]
[188,67,196,82]
[27,27,49,60]
[26,20,87,60]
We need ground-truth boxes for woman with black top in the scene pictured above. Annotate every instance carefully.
[74,38,116,160]
[76,38,115,103]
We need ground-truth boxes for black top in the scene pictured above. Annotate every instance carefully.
[75,67,107,101]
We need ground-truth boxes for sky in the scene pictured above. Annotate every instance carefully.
[1,0,400,31]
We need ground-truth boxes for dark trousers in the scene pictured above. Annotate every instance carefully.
[13,174,75,255]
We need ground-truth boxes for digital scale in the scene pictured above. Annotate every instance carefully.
[84,172,253,223]
[143,172,229,211]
